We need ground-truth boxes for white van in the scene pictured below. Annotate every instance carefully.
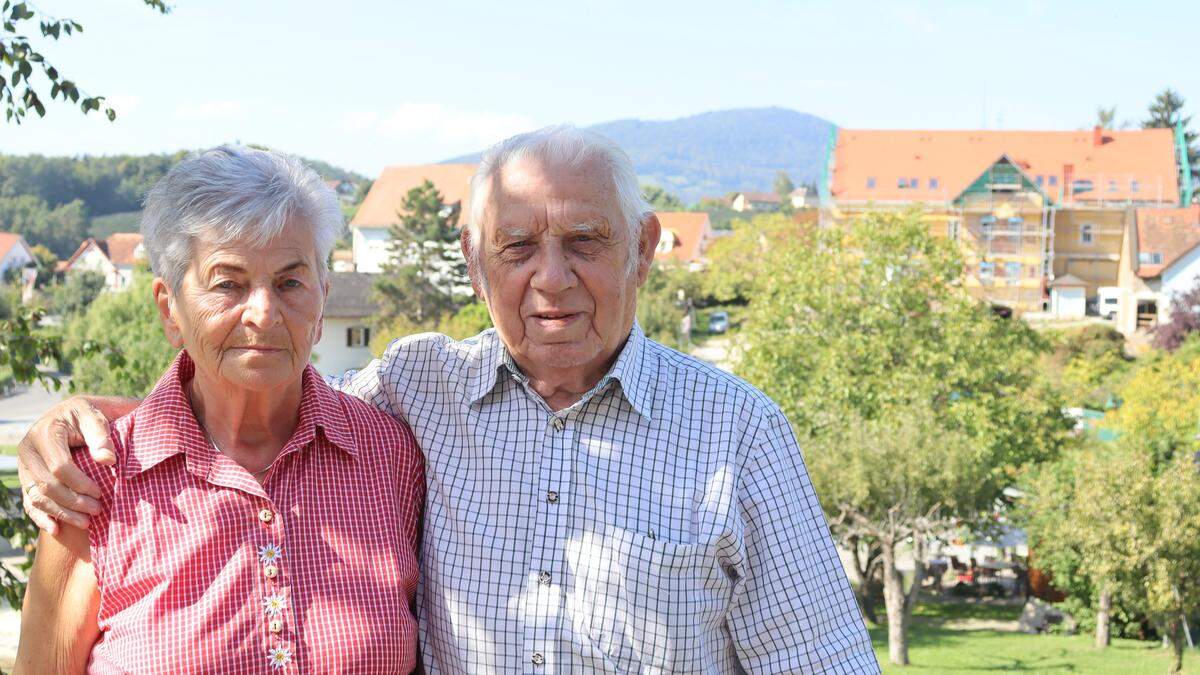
[1098,287,1121,319]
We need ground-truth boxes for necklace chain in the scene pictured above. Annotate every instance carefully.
[205,432,273,477]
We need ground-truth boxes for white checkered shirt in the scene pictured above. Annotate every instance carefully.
[332,323,878,674]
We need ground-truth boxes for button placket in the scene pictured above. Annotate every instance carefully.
[258,499,291,667]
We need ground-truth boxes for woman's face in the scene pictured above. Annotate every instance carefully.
[154,221,327,393]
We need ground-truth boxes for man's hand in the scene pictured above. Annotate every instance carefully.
[17,396,138,534]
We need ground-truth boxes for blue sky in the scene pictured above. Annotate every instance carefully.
[1,0,1195,176]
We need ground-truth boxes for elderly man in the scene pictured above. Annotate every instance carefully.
[21,127,879,673]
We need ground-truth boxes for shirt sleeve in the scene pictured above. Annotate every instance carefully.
[326,342,404,421]
[727,408,880,674]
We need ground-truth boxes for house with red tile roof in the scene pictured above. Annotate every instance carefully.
[1116,206,1200,335]
[828,127,1180,315]
[349,164,477,273]
[730,191,781,212]
[58,233,146,292]
[654,212,714,268]
[0,232,36,279]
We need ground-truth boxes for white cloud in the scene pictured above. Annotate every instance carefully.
[174,100,245,122]
[368,102,535,146]
[338,109,380,132]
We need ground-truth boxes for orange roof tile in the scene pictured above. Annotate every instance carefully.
[832,128,1179,205]
[351,164,478,228]
[1134,206,1200,278]
[654,212,713,264]
[104,233,143,266]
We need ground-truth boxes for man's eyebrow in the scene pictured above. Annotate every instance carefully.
[496,226,531,239]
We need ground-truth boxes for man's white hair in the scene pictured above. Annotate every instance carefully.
[466,125,652,272]
[141,145,345,290]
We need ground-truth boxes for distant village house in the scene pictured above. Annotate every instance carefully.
[57,233,146,292]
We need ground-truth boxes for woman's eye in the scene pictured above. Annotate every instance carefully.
[281,278,302,289]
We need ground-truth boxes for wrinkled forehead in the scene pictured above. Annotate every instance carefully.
[190,219,320,271]
[482,156,621,238]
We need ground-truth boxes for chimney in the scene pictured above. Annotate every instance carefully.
[1093,125,1103,147]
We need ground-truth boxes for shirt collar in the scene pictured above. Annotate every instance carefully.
[124,351,356,478]
[465,322,655,422]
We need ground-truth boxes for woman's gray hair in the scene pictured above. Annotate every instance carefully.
[466,125,652,272]
[141,145,345,290]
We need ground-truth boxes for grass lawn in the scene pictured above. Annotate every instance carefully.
[0,445,19,489]
[869,603,1199,673]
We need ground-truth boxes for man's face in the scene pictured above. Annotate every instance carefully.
[471,156,658,384]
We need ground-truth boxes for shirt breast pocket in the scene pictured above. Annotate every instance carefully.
[571,524,720,674]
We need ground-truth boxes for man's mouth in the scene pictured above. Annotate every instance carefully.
[530,311,583,327]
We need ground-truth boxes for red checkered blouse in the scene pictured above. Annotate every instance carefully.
[72,351,423,673]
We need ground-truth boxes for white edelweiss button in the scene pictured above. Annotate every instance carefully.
[269,619,283,634]
[258,543,283,565]
[264,564,279,579]
[263,592,287,617]
[259,509,274,523]
[268,645,292,669]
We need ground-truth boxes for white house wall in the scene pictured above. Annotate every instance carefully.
[352,226,392,274]
[0,244,34,277]
[311,317,375,377]
[1162,245,1200,301]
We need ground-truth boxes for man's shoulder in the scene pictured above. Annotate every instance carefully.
[379,329,497,372]
[640,338,782,420]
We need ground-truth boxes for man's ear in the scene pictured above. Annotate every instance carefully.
[152,277,185,349]
[635,213,661,286]
[461,228,485,300]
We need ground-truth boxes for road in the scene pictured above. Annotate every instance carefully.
[0,379,67,446]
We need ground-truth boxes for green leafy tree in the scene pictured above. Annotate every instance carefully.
[0,194,88,257]
[1143,88,1198,172]
[636,263,701,350]
[773,170,795,214]
[642,184,683,211]
[46,270,106,317]
[64,273,177,396]
[734,209,1070,665]
[373,180,468,328]
[1,0,169,123]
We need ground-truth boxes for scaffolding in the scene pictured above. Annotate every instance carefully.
[953,157,1053,313]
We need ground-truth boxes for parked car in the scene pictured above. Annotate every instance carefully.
[707,311,729,334]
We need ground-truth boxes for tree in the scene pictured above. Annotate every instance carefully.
[1096,106,1117,129]
[0,194,88,257]
[774,171,795,215]
[636,263,701,350]
[63,273,176,396]
[1153,279,1200,351]
[1143,88,1198,173]
[642,184,683,211]
[373,180,469,328]
[46,270,106,317]
[733,209,1071,665]
[1,0,169,124]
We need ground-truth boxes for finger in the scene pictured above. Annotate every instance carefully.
[44,453,104,510]
[27,485,91,531]
[23,489,59,535]
[72,400,116,465]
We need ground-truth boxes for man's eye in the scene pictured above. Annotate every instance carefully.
[506,241,531,251]
[215,280,237,290]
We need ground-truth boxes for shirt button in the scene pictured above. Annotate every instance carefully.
[531,653,545,666]
[546,490,559,504]
[269,619,283,634]
[538,570,552,585]
[264,564,279,579]
[551,417,565,431]
[258,509,274,523]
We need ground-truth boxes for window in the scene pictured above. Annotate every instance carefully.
[1080,223,1094,245]
[910,177,919,189]
[1131,180,1140,193]
[1107,180,1117,193]
[867,177,876,189]
[1035,175,1044,186]
[346,326,371,348]
[898,178,908,189]
[948,219,960,242]
[930,177,940,190]
[980,215,996,234]
[1004,262,1022,282]
[1048,175,1058,187]
[979,261,995,278]
[1139,252,1164,265]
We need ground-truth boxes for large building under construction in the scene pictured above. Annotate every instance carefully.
[825,127,1186,314]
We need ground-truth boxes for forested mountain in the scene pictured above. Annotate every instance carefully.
[447,107,835,205]
[0,150,365,258]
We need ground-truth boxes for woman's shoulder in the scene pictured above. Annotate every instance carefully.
[327,385,420,454]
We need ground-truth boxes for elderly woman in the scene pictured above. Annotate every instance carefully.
[15,146,423,673]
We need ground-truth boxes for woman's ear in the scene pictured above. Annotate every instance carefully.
[152,278,186,349]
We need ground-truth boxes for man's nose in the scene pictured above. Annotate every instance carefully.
[242,285,280,328]
[530,246,577,293]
